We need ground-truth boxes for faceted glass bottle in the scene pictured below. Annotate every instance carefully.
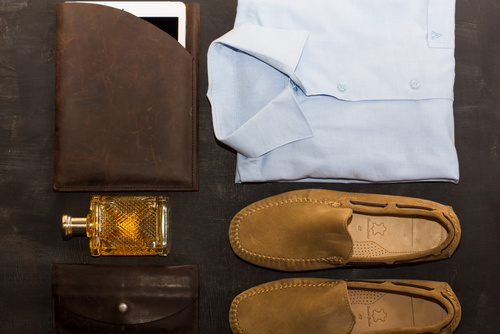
[62,196,169,256]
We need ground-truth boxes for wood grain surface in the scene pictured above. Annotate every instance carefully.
[1,0,499,332]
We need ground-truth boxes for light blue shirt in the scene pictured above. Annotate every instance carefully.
[207,0,459,183]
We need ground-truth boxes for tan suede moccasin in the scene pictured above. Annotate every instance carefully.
[229,189,460,271]
[229,278,461,334]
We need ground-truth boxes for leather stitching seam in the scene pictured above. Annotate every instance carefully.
[231,197,349,264]
[230,280,340,334]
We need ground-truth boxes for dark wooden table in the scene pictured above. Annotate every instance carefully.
[1,0,499,332]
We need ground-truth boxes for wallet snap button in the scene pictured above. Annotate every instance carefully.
[118,302,128,313]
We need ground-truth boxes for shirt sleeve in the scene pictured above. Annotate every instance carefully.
[207,23,313,158]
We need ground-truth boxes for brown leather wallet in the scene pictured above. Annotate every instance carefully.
[52,264,199,333]
[54,2,199,191]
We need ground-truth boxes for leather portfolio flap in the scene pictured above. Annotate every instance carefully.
[52,264,199,325]
[54,2,200,191]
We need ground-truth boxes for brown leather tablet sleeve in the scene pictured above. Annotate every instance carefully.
[52,264,199,333]
[54,2,199,191]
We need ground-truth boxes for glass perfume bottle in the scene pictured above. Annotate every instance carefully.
[62,196,169,256]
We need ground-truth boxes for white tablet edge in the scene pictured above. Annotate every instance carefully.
[70,1,187,48]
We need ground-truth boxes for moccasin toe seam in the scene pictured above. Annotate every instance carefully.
[229,279,348,334]
[230,197,348,268]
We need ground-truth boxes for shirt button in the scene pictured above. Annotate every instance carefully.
[337,83,347,92]
[410,80,420,89]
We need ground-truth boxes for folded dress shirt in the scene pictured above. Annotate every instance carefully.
[207,0,459,183]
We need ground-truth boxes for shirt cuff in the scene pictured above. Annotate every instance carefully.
[207,23,313,158]
[216,86,313,158]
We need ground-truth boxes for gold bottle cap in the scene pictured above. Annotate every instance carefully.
[61,215,87,239]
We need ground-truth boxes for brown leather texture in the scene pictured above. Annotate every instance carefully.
[229,189,461,271]
[54,3,199,191]
[52,264,199,333]
[230,278,355,334]
[230,278,461,334]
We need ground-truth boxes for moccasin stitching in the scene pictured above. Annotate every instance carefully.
[231,197,349,265]
[443,284,461,332]
[231,193,458,268]
[443,207,461,258]
[230,280,341,334]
